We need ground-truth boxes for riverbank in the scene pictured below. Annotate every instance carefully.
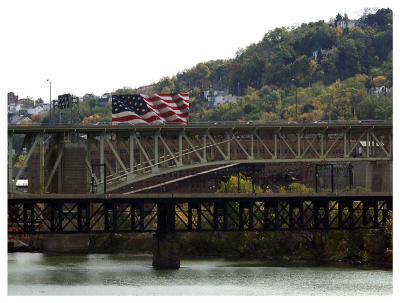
[8,239,36,252]
[9,228,392,269]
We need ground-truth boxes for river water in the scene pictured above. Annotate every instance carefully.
[8,253,392,295]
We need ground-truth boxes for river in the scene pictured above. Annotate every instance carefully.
[8,253,392,295]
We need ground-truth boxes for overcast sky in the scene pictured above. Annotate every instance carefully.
[0,0,395,102]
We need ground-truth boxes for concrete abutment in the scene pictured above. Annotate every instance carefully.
[40,234,90,253]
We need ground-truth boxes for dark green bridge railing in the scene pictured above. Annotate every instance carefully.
[8,121,392,194]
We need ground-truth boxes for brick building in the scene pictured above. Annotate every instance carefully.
[8,92,18,105]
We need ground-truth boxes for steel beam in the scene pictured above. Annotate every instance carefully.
[44,149,63,192]
[13,134,41,188]
[8,133,13,192]
[7,123,392,194]
[8,193,392,233]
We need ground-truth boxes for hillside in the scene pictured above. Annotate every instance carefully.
[42,8,392,124]
[128,8,393,122]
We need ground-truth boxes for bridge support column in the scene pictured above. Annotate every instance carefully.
[152,233,180,269]
[153,200,180,269]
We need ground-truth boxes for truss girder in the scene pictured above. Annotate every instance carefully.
[7,124,392,194]
[8,194,392,234]
[97,126,392,193]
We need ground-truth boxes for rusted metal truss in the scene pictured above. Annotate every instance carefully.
[8,193,392,234]
[8,122,392,194]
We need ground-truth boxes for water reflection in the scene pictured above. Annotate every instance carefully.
[8,253,392,295]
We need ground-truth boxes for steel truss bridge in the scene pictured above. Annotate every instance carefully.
[8,193,392,234]
[8,122,392,195]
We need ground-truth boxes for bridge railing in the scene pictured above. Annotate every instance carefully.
[7,120,392,128]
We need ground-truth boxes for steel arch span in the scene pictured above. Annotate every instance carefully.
[8,122,392,194]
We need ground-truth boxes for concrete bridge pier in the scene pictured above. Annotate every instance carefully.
[152,201,180,269]
[152,232,180,269]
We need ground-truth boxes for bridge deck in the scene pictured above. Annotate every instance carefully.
[8,121,392,134]
[8,192,392,200]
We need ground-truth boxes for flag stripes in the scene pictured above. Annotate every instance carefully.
[112,93,189,125]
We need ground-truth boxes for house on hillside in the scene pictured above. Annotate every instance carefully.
[204,90,238,107]
[42,104,50,112]
[99,93,111,106]
[34,98,44,107]
[336,20,355,29]
[369,86,391,96]
[26,103,49,116]
[18,109,29,117]
[8,103,16,113]
[312,48,333,62]
[27,107,44,116]
[82,93,99,102]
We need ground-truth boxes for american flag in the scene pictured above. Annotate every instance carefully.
[112,93,189,125]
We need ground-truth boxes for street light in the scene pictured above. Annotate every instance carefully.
[46,79,51,123]
[291,78,298,121]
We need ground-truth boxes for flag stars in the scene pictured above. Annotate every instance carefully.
[111,94,150,115]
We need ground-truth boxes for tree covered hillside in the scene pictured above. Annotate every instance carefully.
[48,8,391,125]
[125,8,392,122]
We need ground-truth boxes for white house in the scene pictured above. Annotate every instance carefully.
[312,48,334,62]
[8,104,16,113]
[369,86,391,96]
[337,20,355,29]
[204,90,239,107]
[42,104,50,112]
[27,107,44,116]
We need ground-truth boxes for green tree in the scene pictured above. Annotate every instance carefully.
[218,174,263,193]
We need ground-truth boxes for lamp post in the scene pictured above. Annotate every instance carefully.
[46,79,51,124]
[291,78,298,121]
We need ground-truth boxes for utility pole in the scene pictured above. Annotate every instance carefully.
[237,164,240,193]
[295,86,298,121]
[292,79,298,121]
[252,164,255,193]
[70,95,74,125]
[47,79,51,123]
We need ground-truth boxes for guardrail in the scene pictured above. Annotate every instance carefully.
[7,120,392,128]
